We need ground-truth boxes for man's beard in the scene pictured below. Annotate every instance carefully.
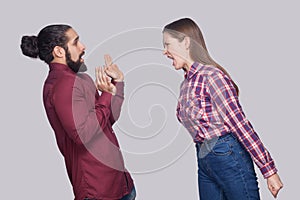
[66,51,87,73]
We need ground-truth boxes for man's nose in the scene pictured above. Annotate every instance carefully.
[79,42,86,51]
[82,43,86,51]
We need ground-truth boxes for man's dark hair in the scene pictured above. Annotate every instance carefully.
[21,24,72,64]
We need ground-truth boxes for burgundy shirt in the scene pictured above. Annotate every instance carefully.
[43,63,134,200]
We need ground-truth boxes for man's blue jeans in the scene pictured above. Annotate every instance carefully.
[120,187,136,200]
[196,133,260,200]
[83,187,136,200]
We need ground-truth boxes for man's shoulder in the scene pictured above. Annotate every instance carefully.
[45,72,76,94]
[58,73,77,85]
[76,72,93,82]
[45,71,94,95]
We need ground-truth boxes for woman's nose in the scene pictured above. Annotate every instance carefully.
[163,49,168,55]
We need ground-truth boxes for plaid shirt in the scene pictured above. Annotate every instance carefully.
[177,62,277,178]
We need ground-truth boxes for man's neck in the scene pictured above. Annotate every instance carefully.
[51,58,67,65]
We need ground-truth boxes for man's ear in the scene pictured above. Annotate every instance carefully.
[184,36,191,50]
[53,46,65,58]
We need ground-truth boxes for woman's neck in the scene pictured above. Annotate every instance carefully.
[183,59,195,72]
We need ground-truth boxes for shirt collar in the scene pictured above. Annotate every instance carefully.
[49,62,75,74]
[185,62,204,80]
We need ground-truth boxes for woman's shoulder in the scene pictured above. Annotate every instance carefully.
[199,64,224,76]
[199,65,234,86]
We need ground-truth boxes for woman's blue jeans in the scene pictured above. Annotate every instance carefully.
[196,133,260,200]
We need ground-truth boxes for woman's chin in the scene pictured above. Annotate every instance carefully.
[173,64,183,70]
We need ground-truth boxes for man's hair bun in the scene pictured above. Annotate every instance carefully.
[20,35,39,58]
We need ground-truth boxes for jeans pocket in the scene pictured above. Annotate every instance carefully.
[211,141,232,156]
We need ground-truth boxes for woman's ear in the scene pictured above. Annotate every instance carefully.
[53,46,65,58]
[184,36,191,50]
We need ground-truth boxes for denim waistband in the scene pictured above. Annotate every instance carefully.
[196,132,236,146]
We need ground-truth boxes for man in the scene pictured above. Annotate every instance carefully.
[20,24,135,200]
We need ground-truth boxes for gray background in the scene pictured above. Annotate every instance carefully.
[1,0,299,199]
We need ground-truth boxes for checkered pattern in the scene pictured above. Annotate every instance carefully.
[177,62,277,178]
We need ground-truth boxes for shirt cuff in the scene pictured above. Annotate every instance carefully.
[260,160,278,178]
[113,81,124,98]
[97,91,112,107]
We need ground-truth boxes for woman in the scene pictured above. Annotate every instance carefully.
[162,18,283,199]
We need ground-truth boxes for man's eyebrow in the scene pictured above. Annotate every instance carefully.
[72,36,79,44]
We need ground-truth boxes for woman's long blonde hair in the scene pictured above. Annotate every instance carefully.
[163,18,239,95]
